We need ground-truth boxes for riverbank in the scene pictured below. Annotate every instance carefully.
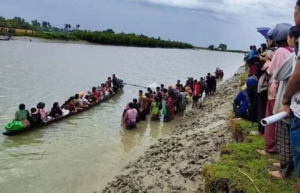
[6,36,93,45]
[203,74,296,192]
[101,68,245,193]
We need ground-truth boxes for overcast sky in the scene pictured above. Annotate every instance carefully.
[0,0,296,50]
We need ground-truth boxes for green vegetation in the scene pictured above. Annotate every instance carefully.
[0,16,193,49]
[194,44,247,53]
[203,72,296,193]
[203,134,295,193]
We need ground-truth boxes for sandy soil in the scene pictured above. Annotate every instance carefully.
[101,69,244,193]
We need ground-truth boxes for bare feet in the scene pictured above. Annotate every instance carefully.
[257,149,270,155]
[269,171,284,179]
[273,163,280,167]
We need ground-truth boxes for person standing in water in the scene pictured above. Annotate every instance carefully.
[151,97,160,120]
[122,102,138,129]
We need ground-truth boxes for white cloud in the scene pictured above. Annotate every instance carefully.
[138,0,294,20]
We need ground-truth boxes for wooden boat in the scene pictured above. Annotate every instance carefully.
[2,86,124,137]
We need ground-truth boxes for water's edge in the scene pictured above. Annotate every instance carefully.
[101,67,245,192]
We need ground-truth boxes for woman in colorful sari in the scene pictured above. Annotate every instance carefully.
[122,102,138,130]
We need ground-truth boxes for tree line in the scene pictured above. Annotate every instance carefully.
[0,16,193,49]
[208,44,227,51]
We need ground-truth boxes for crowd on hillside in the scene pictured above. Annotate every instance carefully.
[121,70,223,129]
[233,2,300,191]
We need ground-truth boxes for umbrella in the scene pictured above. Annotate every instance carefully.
[256,27,270,40]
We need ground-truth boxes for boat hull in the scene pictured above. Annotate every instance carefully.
[2,87,124,136]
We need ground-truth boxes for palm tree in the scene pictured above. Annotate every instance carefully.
[76,24,80,29]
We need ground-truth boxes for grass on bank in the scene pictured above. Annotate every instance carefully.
[203,120,295,193]
[202,72,296,193]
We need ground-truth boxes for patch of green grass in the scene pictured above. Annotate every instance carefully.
[202,69,295,193]
[235,119,257,133]
[203,128,295,193]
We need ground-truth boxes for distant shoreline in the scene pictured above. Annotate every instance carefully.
[5,36,247,53]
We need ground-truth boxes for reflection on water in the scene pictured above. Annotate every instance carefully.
[0,41,243,193]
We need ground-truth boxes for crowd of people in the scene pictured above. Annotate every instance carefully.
[233,2,300,191]
[5,74,122,131]
[121,71,221,130]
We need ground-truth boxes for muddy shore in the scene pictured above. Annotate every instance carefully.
[101,69,244,193]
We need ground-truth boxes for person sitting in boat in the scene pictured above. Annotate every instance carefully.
[63,98,77,113]
[106,77,112,88]
[99,84,107,98]
[15,104,31,128]
[105,83,114,95]
[112,74,120,92]
[74,94,87,109]
[48,102,63,118]
[29,107,42,126]
[91,87,100,103]
[121,102,138,129]
[37,102,48,121]
[78,92,90,107]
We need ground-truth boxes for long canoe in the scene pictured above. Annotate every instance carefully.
[2,86,124,136]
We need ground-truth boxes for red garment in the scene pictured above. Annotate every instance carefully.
[65,103,76,112]
[92,91,100,101]
[167,97,174,120]
[264,99,277,153]
[193,82,201,97]
[249,64,256,75]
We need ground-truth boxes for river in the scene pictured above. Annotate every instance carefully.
[0,40,243,193]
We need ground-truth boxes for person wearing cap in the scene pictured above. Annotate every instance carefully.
[257,23,293,156]
[280,1,300,191]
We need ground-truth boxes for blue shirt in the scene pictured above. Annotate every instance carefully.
[246,76,258,88]
[248,50,258,60]
[234,90,250,116]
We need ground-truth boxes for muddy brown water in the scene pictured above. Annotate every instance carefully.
[0,39,243,193]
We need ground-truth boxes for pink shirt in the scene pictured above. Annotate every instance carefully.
[126,109,137,122]
[39,109,48,120]
[267,47,293,100]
